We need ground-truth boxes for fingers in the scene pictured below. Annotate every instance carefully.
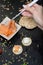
[19,4,40,17]
[22,11,32,17]
[22,4,35,14]
[19,9,32,17]
[33,4,41,7]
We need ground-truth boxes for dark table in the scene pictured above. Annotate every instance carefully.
[0,0,43,65]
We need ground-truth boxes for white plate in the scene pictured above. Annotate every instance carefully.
[0,17,21,40]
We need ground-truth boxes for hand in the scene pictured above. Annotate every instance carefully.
[20,4,43,30]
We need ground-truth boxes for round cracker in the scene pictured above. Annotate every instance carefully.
[19,16,37,29]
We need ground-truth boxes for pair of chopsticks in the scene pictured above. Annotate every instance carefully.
[12,0,38,20]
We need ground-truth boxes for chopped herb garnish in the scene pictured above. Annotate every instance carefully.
[21,62,27,65]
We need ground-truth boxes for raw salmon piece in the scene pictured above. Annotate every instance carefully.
[0,20,17,36]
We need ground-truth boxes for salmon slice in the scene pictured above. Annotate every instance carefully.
[0,20,17,36]
[0,24,9,34]
[14,45,20,52]
[8,20,16,31]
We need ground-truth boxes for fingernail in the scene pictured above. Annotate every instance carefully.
[23,5,26,8]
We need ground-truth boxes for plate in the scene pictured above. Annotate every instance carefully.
[0,17,21,40]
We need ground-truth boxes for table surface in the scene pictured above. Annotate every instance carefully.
[0,0,43,65]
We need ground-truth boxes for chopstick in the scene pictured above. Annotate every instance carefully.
[12,0,38,20]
